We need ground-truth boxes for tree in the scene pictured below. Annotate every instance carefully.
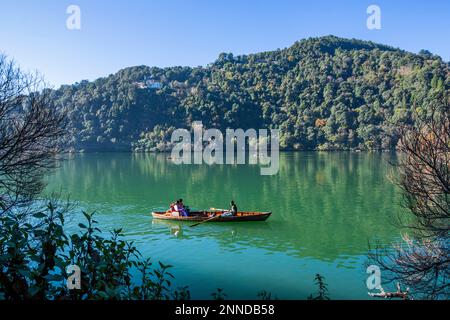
[0,54,65,212]
[0,55,183,300]
[0,54,66,299]
[370,105,449,299]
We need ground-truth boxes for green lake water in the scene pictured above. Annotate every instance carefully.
[45,152,403,299]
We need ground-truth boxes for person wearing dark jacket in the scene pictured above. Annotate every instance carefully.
[230,201,237,216]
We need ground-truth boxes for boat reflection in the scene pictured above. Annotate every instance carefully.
[149,217,370,262]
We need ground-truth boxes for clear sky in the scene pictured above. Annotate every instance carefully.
[1,0,449,87]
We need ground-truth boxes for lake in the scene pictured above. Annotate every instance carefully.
[45,152,403,299]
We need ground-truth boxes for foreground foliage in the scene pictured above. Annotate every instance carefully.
[0,203,189,300]
[307,274,330,300]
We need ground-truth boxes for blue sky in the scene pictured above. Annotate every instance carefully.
[1,0,449,87]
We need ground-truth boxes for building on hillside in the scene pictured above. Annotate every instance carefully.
[133,79,163,90]
[146,79,162,89]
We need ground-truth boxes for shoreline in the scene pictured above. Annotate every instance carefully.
[63,149,397,154]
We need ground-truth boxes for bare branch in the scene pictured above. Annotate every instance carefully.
[370,101,449,300]
[0,54,67,212]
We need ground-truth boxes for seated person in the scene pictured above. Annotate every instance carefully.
[230,201,237,215]
[221,201,237,217]
[175,199,188,217]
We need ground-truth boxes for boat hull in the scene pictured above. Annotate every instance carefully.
[151,211,271,222]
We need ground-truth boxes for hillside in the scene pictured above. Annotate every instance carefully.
[49,35,449,152]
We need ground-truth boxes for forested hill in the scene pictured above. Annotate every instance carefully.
[50,35,449,152]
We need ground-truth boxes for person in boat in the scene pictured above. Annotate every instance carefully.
[230,200,237,216]
[221,200,237,217]
[178,199,188,216]
[175,199,188,217]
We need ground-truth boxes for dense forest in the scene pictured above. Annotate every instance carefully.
[49,36,449,152]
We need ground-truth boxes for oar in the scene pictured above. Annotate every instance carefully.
[189,215,220,227]
[189,208,229,227]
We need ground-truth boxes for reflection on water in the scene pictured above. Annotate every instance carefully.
[45,152,404,299]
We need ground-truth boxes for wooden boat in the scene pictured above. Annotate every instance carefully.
[151,210,271,222]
